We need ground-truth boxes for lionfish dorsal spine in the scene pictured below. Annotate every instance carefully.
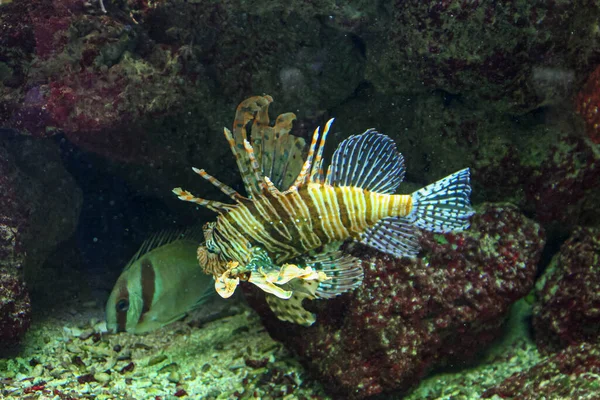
[308,118,334,184]
[289,118,334,190]
[242,139,268,194]
[289,125,321,190]
[172,187,236,214]
[192,167,241,202]
[223,127,261,199]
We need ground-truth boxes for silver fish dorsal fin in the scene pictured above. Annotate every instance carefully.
[123,226,204,271]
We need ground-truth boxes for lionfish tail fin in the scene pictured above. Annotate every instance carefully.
[408,168,474,233]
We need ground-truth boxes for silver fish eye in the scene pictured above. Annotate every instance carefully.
[116,299,130,312]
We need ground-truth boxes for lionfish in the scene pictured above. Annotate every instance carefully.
[174,96,474,325]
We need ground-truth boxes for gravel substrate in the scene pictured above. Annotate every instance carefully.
[0,298,328,399]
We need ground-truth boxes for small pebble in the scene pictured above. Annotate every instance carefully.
[94,321,108,333]
[79,329,95,341]
[158,363,179,374]
[147,354,167,367]
[94,372,111,383]
[116,349,131,361]
[69,327,83,337]
[102,357,117,371]
[167,371,180,383]
[133,342,152,350]
[31,364,44,377]
[66,343,80,353]
[87,345,114,358]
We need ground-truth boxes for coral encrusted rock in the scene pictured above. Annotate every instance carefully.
[0,143,31,343]
[245,203,545,399]
[533,227,600,353]
[482,342,600,399]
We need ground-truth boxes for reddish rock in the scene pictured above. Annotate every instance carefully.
[0,0,195,163]
[576,65,600,144]
[482,342,600,399]
[0,135,81,343]
[245,203,544,399]
[533,227,600,353]
[0,144,31,343]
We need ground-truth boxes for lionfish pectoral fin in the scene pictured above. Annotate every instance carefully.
[325,129,406,194]
[360,217,421,258]
[265,289,317,326]
[248,273,293,299]
[408,168,474,233]
[303,249,364,299]
[248,262,328,299]
[264,263,329,286]
[214,273,240,299]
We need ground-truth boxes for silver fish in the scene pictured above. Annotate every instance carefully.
[105,229,215,334]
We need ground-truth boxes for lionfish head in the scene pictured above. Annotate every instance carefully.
[198,222,228,276]
[197,244,228,276]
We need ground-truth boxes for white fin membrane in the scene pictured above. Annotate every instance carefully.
[360,217,420,258]
[325,129,405,194]
[408,168,474,233]
[307,250,364,299]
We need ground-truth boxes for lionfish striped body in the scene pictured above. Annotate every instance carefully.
[174,96,474,325]
[206,183,414,267]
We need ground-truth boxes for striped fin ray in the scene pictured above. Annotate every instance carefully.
[243,139,267,193]
[223,127,258,198]
[250,109,306,191]
[290,124,322,190]
[360,217,420,258]
[192,167,241,202]
[408,168,474,232]
[306,246,364,299]
[309,118,334,184]
[172,188,235,213]
[263,247,363,326]
[220,96,277,198]
[325,129,405,194]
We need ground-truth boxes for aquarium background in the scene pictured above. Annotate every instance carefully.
[1,0,600,399]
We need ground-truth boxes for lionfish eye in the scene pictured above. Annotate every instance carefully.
[116,299,129,312]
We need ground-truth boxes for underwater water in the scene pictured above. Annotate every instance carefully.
[2,1,600,399]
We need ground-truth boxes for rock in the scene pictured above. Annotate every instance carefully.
[94,372,111,384]
[365,1,600,114]
[335,90,600,237]
[0,142,32,344]
[533,227,600,352]
[482,342,600,399]
[0,136,82,292]
[245,203,545,399]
